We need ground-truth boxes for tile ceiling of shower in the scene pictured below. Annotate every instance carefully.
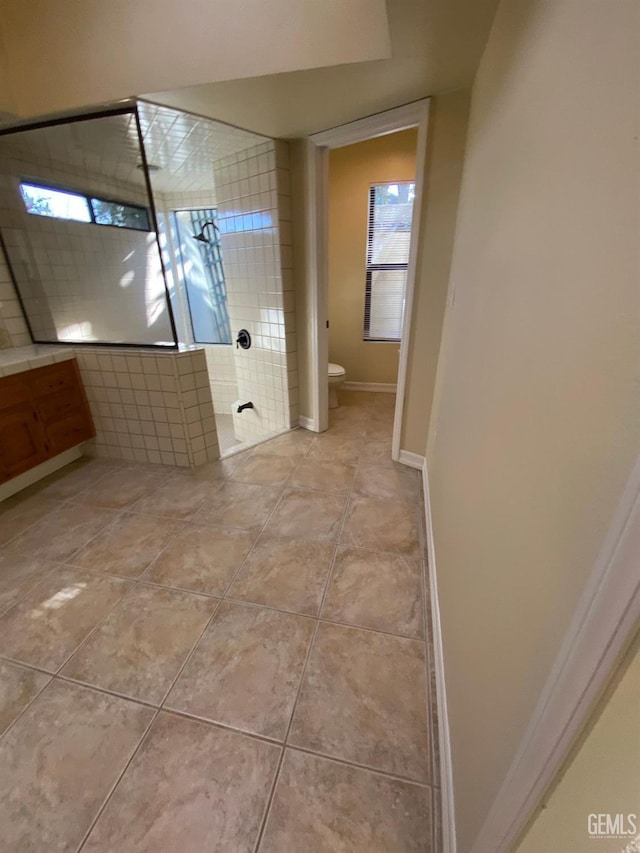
[0,103,269,198]
[137,102,269,195]
[0,112,146,190]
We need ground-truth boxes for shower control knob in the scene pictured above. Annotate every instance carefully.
[236,329,251,350]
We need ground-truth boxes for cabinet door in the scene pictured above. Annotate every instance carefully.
[0,403,47,482]
[44,407,95,455]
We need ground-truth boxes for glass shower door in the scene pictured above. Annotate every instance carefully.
[158,208,244,455]
[167,208,231,346]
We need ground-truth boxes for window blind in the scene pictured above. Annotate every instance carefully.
[364,182,415,342]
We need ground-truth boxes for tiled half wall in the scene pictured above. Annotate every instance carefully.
[75,347,219,467]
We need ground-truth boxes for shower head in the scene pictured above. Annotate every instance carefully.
[193,220,216,245]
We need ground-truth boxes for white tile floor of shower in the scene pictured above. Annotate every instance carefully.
[214,413,245,456]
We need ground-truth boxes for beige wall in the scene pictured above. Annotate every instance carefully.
[290,139,313,422]
[0,29,16,117]
[0,0,390,118]
[328,129,417,384]
[425,0,640,850]
[401,90,470,453]
[515,631,640,853]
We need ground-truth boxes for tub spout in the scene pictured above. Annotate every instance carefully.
[237,401,254,413]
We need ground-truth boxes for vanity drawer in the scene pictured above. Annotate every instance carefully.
[0,402,47,480]
[45,410,95,455]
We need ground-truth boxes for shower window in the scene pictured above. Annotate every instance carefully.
[20,183,92,223]
[168,208,232,345]
[19,181,151,231]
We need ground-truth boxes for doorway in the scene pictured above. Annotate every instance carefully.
[305,100,430,463]
[327,132,418,412]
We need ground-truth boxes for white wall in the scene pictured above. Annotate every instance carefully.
[425,1,640,850]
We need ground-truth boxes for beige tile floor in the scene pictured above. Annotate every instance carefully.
[0,391,441,852]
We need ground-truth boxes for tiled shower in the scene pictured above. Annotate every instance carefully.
[136,102,299,454]
[0,101,300,461]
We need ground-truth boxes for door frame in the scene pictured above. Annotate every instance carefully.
[305,99,430,458]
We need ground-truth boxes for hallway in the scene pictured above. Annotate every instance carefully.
[0,391,439,851]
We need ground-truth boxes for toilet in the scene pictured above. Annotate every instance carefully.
[328,362,346,409]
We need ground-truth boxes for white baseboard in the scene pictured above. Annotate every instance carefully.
[0,445,82,502]
[471,452,640,853]
[298,415,318,432]
[398,449,425,470]
[422,460,457,853]
[342,381,397,393]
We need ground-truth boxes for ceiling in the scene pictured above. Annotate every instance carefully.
[146,0,500,138]
[0,0,391,119]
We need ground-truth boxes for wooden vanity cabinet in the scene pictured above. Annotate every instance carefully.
[0,359,95,483]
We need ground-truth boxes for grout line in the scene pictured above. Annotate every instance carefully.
[2,396,430,851]
[0,666,53,743]
[68,460,251,851]
[53,673,161,711]
[34,503,193,681]
[152,460,297,716]
[74,707,161,853]
[282,743,434,789]
[251,449,352,851]
[252,745,286,853]
[253,431,367,851]
[158,706,285,747]
[222,595,426,643]
[252,744,286,853]
[155,598,222,708]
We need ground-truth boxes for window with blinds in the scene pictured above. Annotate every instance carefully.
[364,181,415,342]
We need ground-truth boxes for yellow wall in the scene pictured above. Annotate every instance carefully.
[401,90,470,453]
[514,632,640,853]
[424,0,640,849]
[328,129,417,384]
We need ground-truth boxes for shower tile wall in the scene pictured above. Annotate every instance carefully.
[76,347,219,467]
[155,188,239,418]
[0,107,224,472]
[203,345,238,415]
[137,102,299,444]
[0,251,30,348]
[213,141,298,443]
[0,126,171,345]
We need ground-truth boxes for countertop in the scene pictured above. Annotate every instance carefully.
[0,345,76,378]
